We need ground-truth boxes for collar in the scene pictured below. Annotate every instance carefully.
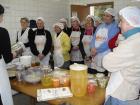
[123,28,140,39]
[72,27,80,31]
[57,31,62,37]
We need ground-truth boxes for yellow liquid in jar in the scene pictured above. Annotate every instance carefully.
[70,69,87,97]
[41,76,52,87]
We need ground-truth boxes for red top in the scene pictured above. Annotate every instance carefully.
[108,31,121,50]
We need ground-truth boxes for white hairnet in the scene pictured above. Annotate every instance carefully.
[93,16,102,23]
[119,6,140,27]
[104,8,115,16]
[59,18,67,24]
[86,15,94,21]
[71,16,80,24]
[53,22,64,30]
[36,17,45,22]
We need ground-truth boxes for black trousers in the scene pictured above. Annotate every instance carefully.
[0,95,3,105]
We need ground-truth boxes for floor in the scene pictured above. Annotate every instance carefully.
[13,93,49,105]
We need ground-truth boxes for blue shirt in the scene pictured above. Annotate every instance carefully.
[90,21,120,53]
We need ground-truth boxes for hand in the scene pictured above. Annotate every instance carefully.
[38,54,45,60]
[91,48,96,57]
[12,52,17,59]
[85,56,92,63]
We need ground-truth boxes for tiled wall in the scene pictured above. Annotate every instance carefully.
[0,0,70,44]
[0,0,140,44]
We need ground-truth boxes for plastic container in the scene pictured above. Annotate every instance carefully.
[87,79,96,95]
[70,63,88,97]
[20,56,32,67]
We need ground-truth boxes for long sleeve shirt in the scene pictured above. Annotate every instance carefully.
[90,21,120,54]
[57,31,71,61]
[16,28,33,48]
[28,28,52,56]
[0,27,13,63]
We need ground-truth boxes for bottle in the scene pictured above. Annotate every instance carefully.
[49,53,54,70]
[16,64,24,81]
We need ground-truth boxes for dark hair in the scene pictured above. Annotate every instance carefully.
[0,4,4,15]
[20,17,29,23]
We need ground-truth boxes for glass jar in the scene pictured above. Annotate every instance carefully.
[70,63,88,97]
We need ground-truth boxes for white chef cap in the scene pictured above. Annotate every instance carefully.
[104,8,115,17]
[36,17,45,22]
[59,18,67,24]
[86,15,94,21]
[93,16,102,23]
[119,6,140,27]
[71,16,80,24]
[53,22,64,30]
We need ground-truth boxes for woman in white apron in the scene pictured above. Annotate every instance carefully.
[53,22,71,69]
[103,6,140,105]
[16,17,33,56]
[70,16,86,64]
[0,4,16,105]
[29,17,52,66]
[82,15,96,71]
[90,8,120,75]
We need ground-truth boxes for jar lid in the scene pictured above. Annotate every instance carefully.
[69,63,88,71]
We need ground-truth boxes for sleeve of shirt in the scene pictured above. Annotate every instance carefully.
[42,31,52,56]
[103,43,134,72]
[61,33,71,55]
[28,30,40,56]
[0,28,13,63]
[24,29,33,48]
[79,29,86,59]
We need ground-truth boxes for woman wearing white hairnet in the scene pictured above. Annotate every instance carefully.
[59,18,71,36]
[70,16,86,64]
[29,17,52,66]
[90,8,120,75]
[103,6,140,105]
[16,17,33,56]
[53,22,71,69]
[93,16,102,28]
[82,15,96,70]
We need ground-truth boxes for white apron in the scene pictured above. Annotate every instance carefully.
[34,31,51,66]
[0,58,14,105]
[17,28,32,56]
[105,71,123,101]
[53,32,64,67]
[82,35,93,57]
[82,35,93,67]
[91,27,110,72]
[70,31,83,61]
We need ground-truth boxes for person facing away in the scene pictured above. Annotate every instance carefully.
[0,4,17,105]
[103,6,140,105]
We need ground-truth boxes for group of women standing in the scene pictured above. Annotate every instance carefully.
[0,4,120,104]
[1,3,140,105]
